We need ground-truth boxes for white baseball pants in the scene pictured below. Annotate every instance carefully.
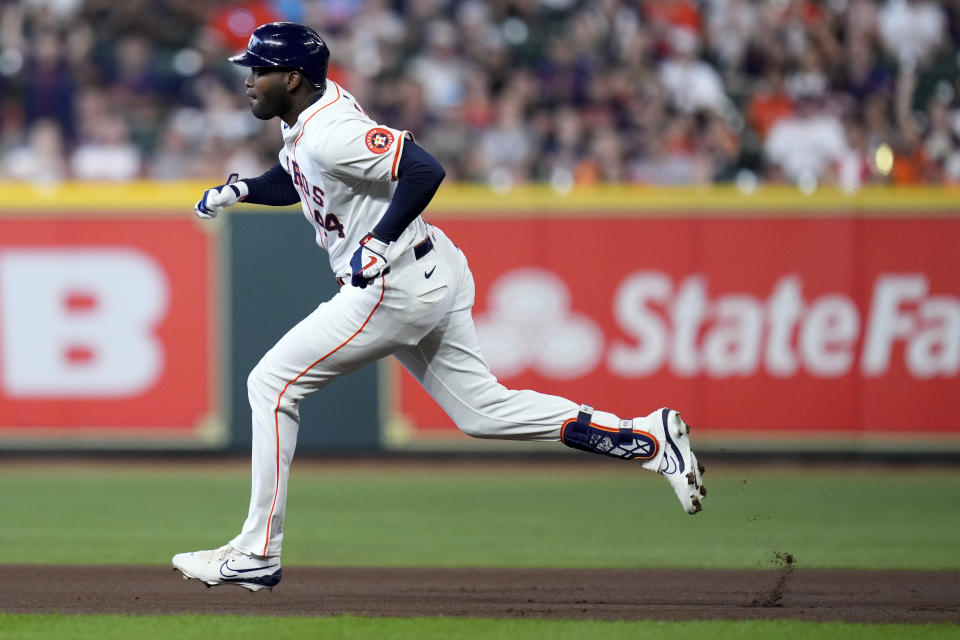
[231,226,626,557]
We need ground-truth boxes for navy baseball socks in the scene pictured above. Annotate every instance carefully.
[172,544,282,591]
[560,405,706,514]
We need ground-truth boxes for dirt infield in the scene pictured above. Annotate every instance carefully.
[1,566,957,623]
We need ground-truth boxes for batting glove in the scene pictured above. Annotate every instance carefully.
[349,234,396,288]
[195,173,248,219]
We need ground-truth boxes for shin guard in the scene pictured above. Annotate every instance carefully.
[560,405,659,462]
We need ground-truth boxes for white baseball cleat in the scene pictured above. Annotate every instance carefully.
[645,408,706,514]
[172,544,282,591]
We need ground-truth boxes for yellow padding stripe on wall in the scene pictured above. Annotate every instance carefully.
[0,182,957,217]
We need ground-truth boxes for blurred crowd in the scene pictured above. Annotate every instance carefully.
[1,0,959,190]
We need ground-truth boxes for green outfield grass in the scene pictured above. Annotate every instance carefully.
[0,460,958,569]
[1,461,957,638]
[1,614,958,640]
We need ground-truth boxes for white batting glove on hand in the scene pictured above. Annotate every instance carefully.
[349,234,398,288]
[195,174,249,219]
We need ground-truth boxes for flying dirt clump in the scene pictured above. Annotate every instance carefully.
[750,552,796,607]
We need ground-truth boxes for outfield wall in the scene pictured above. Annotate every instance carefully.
[0,183,957,453]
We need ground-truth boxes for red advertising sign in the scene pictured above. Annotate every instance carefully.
[0,218,217,440]
[392,216,960,442]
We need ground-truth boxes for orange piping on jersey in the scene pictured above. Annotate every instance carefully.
[289,177,326,249]
[391,133,406,180]
[262,275,386,556]
[559,416,659,461]
[293,82,342,154]
[292,176,309,202]
[291,83,341,249]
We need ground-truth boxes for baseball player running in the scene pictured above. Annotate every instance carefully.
[173,22,706,592]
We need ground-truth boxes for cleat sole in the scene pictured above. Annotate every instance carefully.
[661,410,706,515]
[177,570,272,592]
[690,495,702,512]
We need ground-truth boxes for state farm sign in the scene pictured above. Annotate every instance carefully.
[398,215,960,436]
[0,218,216,436]
[475,270,958,382]
[612,272,956,379]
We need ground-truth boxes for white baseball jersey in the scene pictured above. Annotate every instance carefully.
[225,81,682,560]
[278,79,429,277]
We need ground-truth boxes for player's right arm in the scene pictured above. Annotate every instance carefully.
[194,163,300,219]
[348,140,446,287]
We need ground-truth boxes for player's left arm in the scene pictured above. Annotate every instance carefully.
[350,141,445,287]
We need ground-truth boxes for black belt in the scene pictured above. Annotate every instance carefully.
[414,236,434,260]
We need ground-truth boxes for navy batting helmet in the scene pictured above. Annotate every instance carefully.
[229,22,330,89]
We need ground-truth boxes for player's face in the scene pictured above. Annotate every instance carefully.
[244,68,293,120]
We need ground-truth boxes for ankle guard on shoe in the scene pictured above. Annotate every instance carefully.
[561,405,659,461]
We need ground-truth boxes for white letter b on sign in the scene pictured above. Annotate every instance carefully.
[0,248,169,397]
